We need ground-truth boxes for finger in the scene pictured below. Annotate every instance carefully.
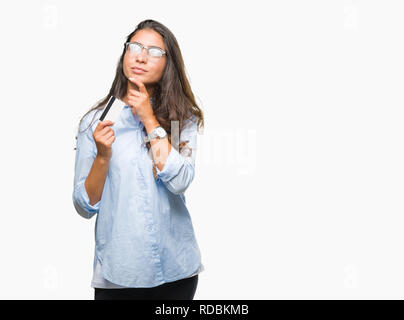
[105,135,116,145]
[127,78,140,92]
[128,97,140,107]
[128,89,141,97]
[97,127,114,138]
[128,77,147,94]
[100,127,114,137]
[99,120,114,126]
[99,131,114,143]
[97,120,114,130]
[102,130,114,139]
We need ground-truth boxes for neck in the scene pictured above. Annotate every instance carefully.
[130,80,154,95]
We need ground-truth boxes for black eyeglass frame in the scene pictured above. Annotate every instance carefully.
[124,41,167,58]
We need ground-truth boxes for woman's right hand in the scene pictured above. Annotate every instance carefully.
[93,120,116,160]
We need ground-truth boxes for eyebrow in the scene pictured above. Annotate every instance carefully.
[131,41,164,51]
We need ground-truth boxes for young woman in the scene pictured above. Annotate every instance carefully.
[72,19,205,300]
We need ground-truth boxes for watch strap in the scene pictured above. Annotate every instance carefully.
[143,126,166,143]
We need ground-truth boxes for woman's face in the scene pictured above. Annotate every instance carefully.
[123,29,167,87]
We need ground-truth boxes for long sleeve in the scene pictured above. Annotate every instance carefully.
[72,113,101,219]
[76,105,204,288]
[155,115,198,195]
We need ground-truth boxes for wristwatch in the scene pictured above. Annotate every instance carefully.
[143,126,167,143]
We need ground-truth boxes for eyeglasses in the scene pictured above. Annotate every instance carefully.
[124,41,167,59]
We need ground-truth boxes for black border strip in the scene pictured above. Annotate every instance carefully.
[99,96,116,121]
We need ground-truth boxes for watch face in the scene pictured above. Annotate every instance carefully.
[156,127,165,137]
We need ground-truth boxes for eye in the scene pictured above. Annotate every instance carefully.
[149,48,163,57]
[129,43,142,53]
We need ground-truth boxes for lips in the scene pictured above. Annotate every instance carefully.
[132,67,147,73]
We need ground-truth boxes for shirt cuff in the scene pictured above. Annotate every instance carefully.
[73,180,101,218]
[155,145,184,183]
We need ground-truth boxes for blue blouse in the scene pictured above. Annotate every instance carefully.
[72,99,204,288]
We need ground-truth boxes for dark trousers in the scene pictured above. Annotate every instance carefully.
[94,275,198,300]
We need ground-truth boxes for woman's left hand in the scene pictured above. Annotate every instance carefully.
[127,77,155,124]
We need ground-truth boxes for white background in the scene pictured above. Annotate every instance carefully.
[0,0,403,299]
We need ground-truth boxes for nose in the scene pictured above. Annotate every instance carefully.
[135,48,148,63]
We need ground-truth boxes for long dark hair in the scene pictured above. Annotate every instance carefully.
[74,19,204,177]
